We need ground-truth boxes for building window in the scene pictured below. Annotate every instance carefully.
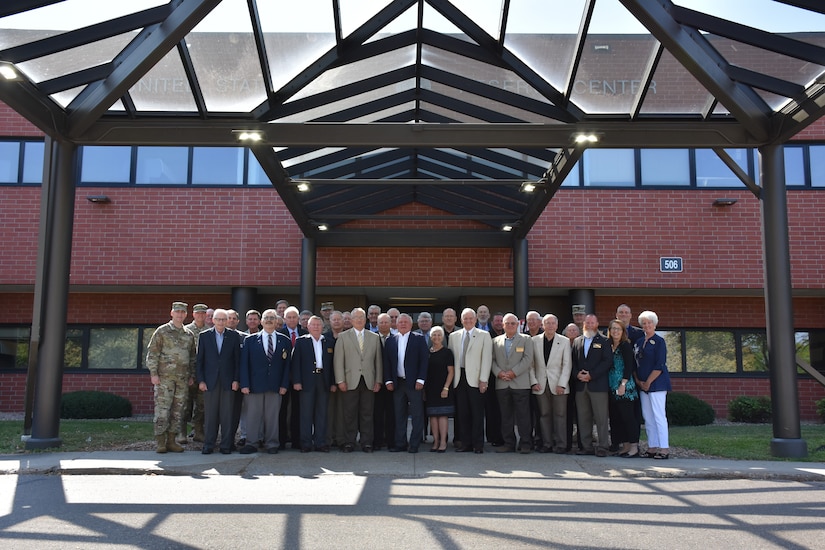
[88,327,140,369]
[192,147,244,184]
[809,145,825,187]
[0,327,30,368]
[136,146,188,184]
[695,148,751,187]
[783,146,806,186]
[641,148,690,186]
[0,141,21,183]
[656,330,683,373]
[684,330,736,373]
[582,149,635,186]
[740,331,768,372]
[22,141,45,183]
[64,328,84,369]
[80,146,132,183]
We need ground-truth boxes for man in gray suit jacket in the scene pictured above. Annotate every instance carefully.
[195,309,241,455]
[532,314,572,453]
[333,307,383,452]
[491,313,536,453]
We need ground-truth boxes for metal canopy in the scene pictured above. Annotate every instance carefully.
[2,0,825,241]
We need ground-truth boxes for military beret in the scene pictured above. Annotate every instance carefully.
[193,304,208,312]
[172,301,188,311]
[572,304,586,315]
[321,301,334,310]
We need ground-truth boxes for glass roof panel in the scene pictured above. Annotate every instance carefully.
[0,28,56,51]
[421,45,551,104]
[504,0,586,92]
[449,0,503,41]
[0,0,165,35]
[640,49,712,115]
[673,0,825,34]
[276,82,415,122]
[50,85,85,109]
[281,147,347,169]
[339,0,393,38]
[129,47,197,112]
[16,33,135,84]
[423,2,473,42]
[258,0,336,92]
[424,82,558,123]
[420,102,485,123]
[186,0,265,112]
[366,2,418,44]
[287,46,417,103]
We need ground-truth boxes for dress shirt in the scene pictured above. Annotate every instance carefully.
[312,335,324,369]
[215,328,224,353]
[584,334,594,358]
[396,332,409,378]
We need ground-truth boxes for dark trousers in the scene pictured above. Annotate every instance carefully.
[609,397,641,444]
[496,387,532,449]
[566,382,583,451]
[341,377,375,447]
[393,380,424,450]
[455,368,485,450]
[202,379,236,451]
[299,377,330,449]
[484,371,503,444]
[278,387,301,448]
[230,390,242,446]
[373,383,395,449]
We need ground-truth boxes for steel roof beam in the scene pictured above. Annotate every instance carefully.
[65,0,222,139]
[250,144,313,235]
[316,230,513,247]
[619,0,771,142]
[514,147,582,238]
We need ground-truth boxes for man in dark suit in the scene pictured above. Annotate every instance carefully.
[292,315,335,452]
[278,305,307,449]
[384,313,429,453]
[196,308,242,455]
[571,313,614,457]
[239,308,291,454]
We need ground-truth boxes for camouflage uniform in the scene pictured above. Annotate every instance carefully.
[182,320,209,436]
[146,320,196,436]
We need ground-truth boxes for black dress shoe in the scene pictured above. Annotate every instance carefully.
[316,446,330,453]
[201,448,213,455]
[301,447,313,453]
[363,445,374,453]
[454,446,471,453]
[219,448,231,455]
[538,446,553,454]
[237,438,246,447]
[267,447,279,454]
[473,448,484,454]
[239,444,257,454]
[389,446,407,453]
[408,447,418,454]
[342,444,354,453]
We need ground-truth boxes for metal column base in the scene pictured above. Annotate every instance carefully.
[770,438,807,458]
[25,436,63,450]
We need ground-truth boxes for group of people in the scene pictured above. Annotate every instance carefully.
[145,300,671,459]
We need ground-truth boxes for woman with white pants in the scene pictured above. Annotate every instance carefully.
[634,310,672,459]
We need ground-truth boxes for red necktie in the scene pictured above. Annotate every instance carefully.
[291,331,296,347]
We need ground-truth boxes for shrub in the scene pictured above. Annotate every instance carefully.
[728,396,772,423]
[665,392,716,426]
[816,398,825,423]
[60,391,132,419]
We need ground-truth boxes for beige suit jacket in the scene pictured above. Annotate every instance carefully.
[491,332,536,390]
[448,328,492,389]
[333,328,382,389]
[531,332,572,395]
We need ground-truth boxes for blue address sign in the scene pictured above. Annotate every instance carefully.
[660,257,683,273]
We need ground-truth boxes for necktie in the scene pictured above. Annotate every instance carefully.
[291,330,296,347]
[216,331,223,354]
[461,331,469,369]
[358,330,364,353]
[266,334,274,360]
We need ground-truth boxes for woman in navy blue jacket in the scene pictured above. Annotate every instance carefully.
[634,310,672,459]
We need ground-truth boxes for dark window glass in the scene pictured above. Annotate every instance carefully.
[657,331,683,373]
[0,141,20,183]
[0,327,30,369]
[64,328,84,369]
[685,331,736,373]
[81,146,132,183]
[741,332,768,372]
[192,147,244,184]
[136,146,188,184]
[22,141,45,183]
[89,327,140,369]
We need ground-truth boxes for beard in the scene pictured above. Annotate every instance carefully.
[583,329,598,338]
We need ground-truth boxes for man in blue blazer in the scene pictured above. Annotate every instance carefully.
[239,308,291,454]
[291,316,335,452]
[384,313,430,453]
[195,309,242,455]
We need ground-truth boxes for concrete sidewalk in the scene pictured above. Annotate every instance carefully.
[2,449,823,481]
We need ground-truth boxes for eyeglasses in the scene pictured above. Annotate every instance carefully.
[262,316,277,321]
[213,318,227,322]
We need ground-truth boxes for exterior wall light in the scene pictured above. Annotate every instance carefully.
[0,62,20,80]
[86,195,111,204]
[233,130,264,142]
[713,198,738,206]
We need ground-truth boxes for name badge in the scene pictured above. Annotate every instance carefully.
[327,348,334,353]
[515,347,524,353]
[282,350,288,359]
[593,343,602,349]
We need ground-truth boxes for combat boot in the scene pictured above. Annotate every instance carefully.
[193,422,205,443]
[166,432,185,452]
[156,434,168,454]
[176,425,188,445]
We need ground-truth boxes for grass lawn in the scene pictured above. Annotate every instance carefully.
[0,418,154,455]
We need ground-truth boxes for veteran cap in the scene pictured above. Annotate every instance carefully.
[321,301,334,311]
[572,304,586,316]
[172,301,188,312]
[193,303,208,313]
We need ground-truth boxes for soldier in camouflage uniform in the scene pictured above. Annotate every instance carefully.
[181,303,210,443]
[146,301,196,453]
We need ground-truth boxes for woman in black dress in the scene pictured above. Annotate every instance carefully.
[425,326,455,452]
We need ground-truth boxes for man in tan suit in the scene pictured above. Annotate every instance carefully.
[448,308,492,453]
[492,313,536,453]
[532,314,572,454]
[333,307,383,452]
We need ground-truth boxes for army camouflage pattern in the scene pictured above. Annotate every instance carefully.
[146,321,196,436]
